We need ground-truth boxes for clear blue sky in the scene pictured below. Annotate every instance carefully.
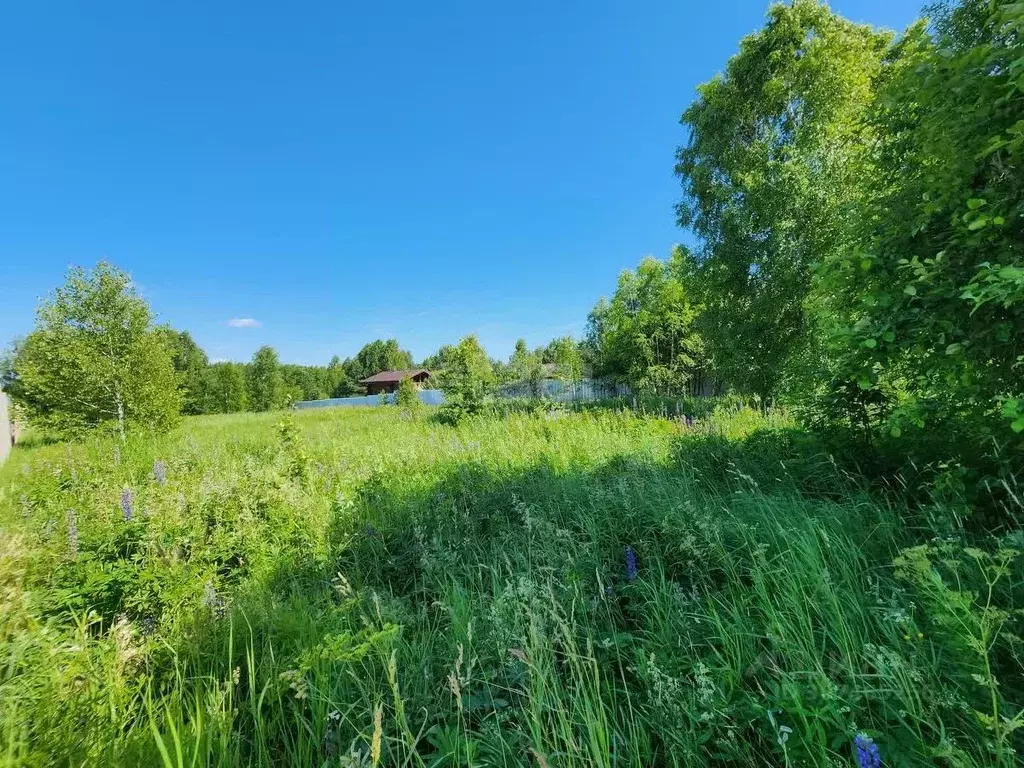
[1,0,922,365]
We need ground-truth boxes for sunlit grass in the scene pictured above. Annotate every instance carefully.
[0,404,1020,766]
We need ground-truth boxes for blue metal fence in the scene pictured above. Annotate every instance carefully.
[294,389,446,410]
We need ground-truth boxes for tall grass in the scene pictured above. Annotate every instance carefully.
[0,405,1020,766]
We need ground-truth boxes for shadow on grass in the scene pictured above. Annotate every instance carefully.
[44,422,1018,766]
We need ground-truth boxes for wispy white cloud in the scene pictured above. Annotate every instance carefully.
[227,318,261,328]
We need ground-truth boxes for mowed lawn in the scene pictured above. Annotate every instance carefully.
[0,405,1019,766]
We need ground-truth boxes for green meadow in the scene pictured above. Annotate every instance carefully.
[1,403,1020,766]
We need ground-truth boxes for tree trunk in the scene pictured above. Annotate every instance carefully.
[115,390,126,443]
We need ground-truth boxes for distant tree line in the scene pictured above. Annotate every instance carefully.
[157,334,419,416]
[0,262,596,434]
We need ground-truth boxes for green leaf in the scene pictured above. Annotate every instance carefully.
[890,425,902,438]
[946,343,963,355]
[904,285,917,296]
[1012,417,1024,434]
[857,375,872,391]
[863,338,877,349]
[883,331,895,342]
[966,198,986,210]
[860,259,872,271]
[967,216,989,231]
[993,216,1006,226]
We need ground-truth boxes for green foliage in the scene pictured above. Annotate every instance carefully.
[6,262,181,439]
[504,338,544,396]
[421,343,458,373]
[1,404,1020,766]
[280,364,332,403]
[437,335,495,424]
[674,0,1023,511]
[545,336,584,383]
[246,346,284,412]
[894,541,1024,766]
[676,0,892,400]
[326,355,359,398]
[395,376,421,414]
[348,339,415,384]
[508,339,533,379]
[814,0,1024,450]
[157,328,209,415]
[586,249,708,396]
[202,362,248,413]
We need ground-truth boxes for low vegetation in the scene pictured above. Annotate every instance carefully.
[1,405,1020,766]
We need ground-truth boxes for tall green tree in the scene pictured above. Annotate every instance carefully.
[7,262,181,438]
[586,249,707,396]
[157,328,209,415]
[247,346,284,412]
[348,339,414,382]
[676,0,891,400]
[506,338,543,393]
[281,364,331,402]
[422,344,458,372]
[202,362,248,413]
[438,335,495,423]
[509,339,532,376]
[815,0,1024,442]
[545,337,585,384]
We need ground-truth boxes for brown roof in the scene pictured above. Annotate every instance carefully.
[360,369,431,384]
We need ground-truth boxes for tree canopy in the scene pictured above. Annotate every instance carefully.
[6,262,181,438]
[676,0,892,400]
[247,346,284,412]
[586,249,708,396]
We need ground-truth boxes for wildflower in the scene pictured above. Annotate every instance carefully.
[67,510,79,558]
[854,733,881,768]
[153,460,167,485]
[624,545,639,582]
[121,488,134,521]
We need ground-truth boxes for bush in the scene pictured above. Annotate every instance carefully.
[437,335,494,425]
[395,377,421,414]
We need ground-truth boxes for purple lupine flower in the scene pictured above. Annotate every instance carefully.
[121,488,134,522]
[153,460,167,485]
[855,734,881,768]
[67,510,79,558]
[624,546,639,582]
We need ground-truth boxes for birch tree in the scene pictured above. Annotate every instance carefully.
[8,262,181,438]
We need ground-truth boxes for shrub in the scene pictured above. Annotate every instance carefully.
[395,377,421,414]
